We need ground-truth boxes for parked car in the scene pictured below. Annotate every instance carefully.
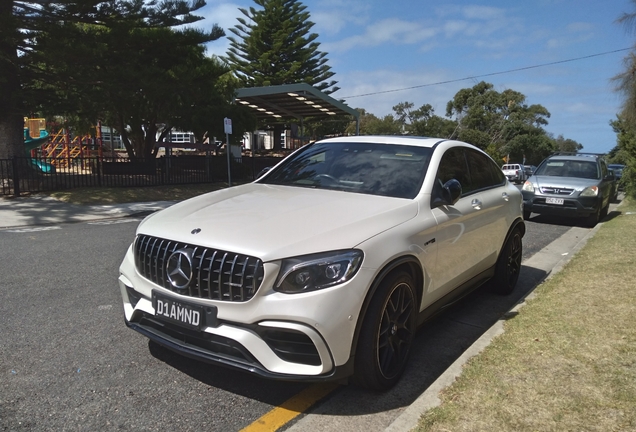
[501,163,526,184]
[608,169,620,202]
[522,153,615,227]
[608,164,625,190]
[523,165,537,178]
[119,136,525,391]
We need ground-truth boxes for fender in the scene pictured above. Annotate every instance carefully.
[347,255,424,360]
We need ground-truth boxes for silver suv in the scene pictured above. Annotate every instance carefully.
[521,153,614,227]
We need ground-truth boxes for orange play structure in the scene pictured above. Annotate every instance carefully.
[27,119,105,169]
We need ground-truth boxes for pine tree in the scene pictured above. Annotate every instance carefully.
[225,0,339,94]
[224,0,339,148]
[0,0,217,159]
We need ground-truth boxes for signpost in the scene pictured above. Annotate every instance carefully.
[224,118,232,186]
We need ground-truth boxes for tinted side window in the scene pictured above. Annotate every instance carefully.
[435,147,471,196]
[465,149,505,192]
[600,160,608,178]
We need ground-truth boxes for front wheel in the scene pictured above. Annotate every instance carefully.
[353,272,417,391]
[490,228,523,295]
[583,206,600,228]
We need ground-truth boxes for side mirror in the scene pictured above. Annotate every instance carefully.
[443,179,462,205]
[256,166,273,179]
[431,179,462,208]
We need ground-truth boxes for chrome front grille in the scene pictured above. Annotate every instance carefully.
[134,234,264,302]
[540,186,574,195]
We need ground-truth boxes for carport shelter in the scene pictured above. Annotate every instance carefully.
[235,83,360,147]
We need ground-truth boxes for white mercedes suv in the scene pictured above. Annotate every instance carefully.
[118,136,525,390]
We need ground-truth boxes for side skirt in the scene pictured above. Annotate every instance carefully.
[416,266,495,327]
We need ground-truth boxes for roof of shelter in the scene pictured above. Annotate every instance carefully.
[235,83,359,122]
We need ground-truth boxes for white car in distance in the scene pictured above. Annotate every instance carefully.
[118,136,525,390]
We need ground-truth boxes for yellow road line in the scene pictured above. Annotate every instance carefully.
[240,382,340,432]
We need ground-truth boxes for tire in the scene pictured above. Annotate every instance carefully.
[584,206,600,228]
[600,202,609,220]
[353,271,417,391]
[490,228,523,295]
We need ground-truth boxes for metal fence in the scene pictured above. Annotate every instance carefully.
[0,155,284,197]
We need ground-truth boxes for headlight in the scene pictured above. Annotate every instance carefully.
[522,181,534,192]
[580,186,599,197]
[275,250,363,294]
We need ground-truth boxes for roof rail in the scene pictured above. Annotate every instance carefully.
[550,152,606,157]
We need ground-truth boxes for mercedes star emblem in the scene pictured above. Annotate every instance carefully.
[166,248,194,289]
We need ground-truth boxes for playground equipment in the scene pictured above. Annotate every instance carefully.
[24,118,54,173]
[23,118,105,171]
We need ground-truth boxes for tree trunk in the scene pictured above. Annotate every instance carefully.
[0,1,25,159]
[0,114,24,160]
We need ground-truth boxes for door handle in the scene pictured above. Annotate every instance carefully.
[471,199,482,210]
[502,192,509,201]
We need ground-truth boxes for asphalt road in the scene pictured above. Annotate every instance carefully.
[0,213,582,431]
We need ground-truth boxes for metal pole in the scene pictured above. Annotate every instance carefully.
[226,133,232,186]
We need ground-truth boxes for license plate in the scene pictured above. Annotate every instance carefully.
[546,197,564,205]
[152,291,206,330]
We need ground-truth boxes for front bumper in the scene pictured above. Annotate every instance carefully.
[522,193,601,217]
[119,245,372,381]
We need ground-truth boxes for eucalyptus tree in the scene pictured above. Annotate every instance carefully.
[445,81,553,162]
[392,102,458,138]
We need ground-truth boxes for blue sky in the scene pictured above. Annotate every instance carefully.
[197,0,635,154]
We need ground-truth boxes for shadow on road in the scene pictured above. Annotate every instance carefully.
[147,264,548,414]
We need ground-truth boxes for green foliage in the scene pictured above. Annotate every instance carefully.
[345,109,402,135]
[0,0,231,157]
[610,116,636,196]
[392,102,458,138]
[553,134,583,153]
[444,81,557,163]
[225,0,338,94]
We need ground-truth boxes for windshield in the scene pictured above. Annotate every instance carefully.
[535,159,599,180]
[259,141,432,199]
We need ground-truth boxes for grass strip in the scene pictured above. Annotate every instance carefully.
[40,183,238,205]
[416,199,636,432]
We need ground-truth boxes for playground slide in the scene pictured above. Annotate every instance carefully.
[24,128,55,173]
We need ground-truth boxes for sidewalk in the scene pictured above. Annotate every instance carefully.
[0,195,174,229]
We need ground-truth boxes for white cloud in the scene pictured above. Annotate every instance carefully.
[567,22,595,33]
[325,18,438,52]
[461,5,506,20]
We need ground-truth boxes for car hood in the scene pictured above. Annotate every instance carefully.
[136,183,419,261]
[530,175,601,190]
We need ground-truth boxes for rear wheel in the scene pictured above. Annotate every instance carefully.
[490,228,523,295]
[353,272,417,391]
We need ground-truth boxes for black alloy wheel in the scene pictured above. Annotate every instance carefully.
[353,272,417,391]
[491,229,523,295]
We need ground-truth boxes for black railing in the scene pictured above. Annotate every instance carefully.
[0,155,284,196]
